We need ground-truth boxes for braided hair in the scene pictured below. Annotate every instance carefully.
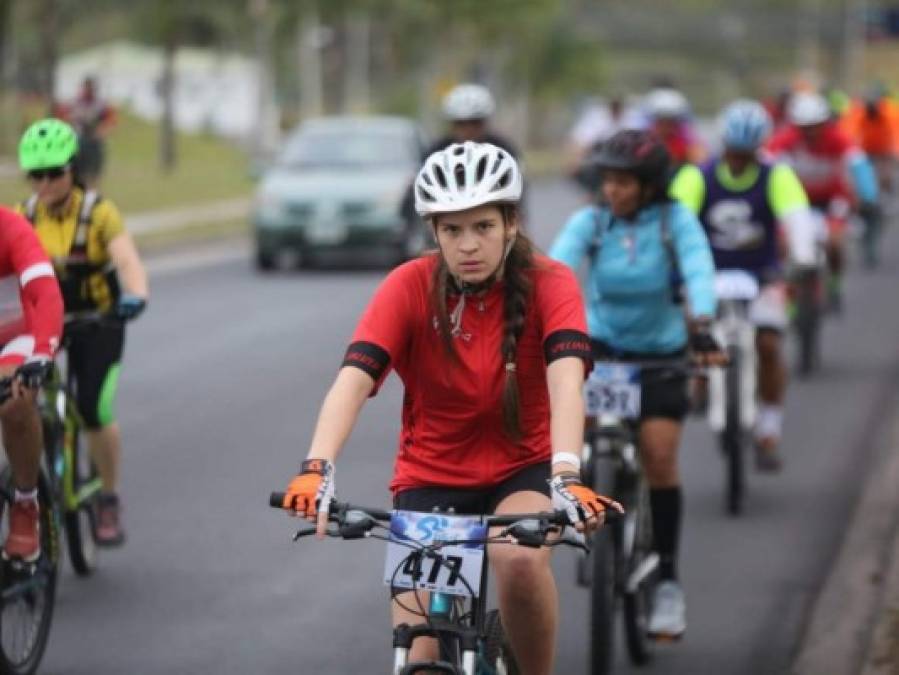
[429,203,535,441]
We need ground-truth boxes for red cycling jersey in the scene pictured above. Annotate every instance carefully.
[0,207,63,366]
[766,122,861,206]
[343,253,592,494]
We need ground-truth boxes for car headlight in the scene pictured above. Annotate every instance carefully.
[254,192,288,223]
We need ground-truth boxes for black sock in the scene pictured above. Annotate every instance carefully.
[650,486,682,581]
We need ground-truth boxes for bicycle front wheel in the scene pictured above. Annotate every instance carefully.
[622,480,655,665]
[62,424,99,577]
[589,528,616,675]
[481,609,519,675]
[0,468,58,675]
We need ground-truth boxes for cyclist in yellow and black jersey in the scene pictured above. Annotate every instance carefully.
[16,118,148,547]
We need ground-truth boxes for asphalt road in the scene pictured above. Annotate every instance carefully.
[39,179,899,675]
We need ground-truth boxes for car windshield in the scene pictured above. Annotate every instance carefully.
[279,129,416,169]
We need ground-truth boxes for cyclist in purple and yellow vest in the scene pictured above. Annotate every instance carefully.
[670,100,818,471]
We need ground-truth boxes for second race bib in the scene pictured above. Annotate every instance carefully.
[585,362,641,419]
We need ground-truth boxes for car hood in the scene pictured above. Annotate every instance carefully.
[258,167,413,203]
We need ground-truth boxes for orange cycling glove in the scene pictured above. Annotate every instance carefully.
[549,474,622,526]
[282,459,335,518]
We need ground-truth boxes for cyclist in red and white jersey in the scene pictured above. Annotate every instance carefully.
[280,142,619,674]
[645,87,707,171]
[766,91,879,307]
[0,207,64,562]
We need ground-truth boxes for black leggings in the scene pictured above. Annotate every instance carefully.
[66,320,125,430]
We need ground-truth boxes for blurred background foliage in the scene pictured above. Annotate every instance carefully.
[0,0,891,177]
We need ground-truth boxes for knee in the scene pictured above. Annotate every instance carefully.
[641,445,677,485]
[0,397,38,434]
[491,546,550,595]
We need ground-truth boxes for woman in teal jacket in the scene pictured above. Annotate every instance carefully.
[551,130,724,641]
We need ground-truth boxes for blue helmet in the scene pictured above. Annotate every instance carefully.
[719,99,772,151]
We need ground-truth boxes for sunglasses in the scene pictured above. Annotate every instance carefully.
[27,166,68,181]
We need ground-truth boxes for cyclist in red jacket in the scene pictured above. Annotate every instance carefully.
[281,142,619,674]
[766,91,879,307]
[0,207,64,562]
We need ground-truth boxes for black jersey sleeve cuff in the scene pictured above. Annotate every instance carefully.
[543,329,593,369]
[342,341,391,383]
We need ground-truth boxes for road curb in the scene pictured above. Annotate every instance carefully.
[861,531,899,674]
[792,376,899,675]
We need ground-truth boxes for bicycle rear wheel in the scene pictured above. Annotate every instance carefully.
[62,423,99,577]
[722,346,745,516]
[482,609,519,675]
[590,527,616,675]
[0,468,58,675]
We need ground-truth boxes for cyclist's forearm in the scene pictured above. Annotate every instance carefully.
[780,208,818,267]
[108,233,149,297]
[305,366,374,464]
[547,357,585,476]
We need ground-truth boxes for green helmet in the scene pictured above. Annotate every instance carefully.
[18,118,78,171]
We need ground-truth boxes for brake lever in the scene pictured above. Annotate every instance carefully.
[503,519,555,548]
[552,525,591,553]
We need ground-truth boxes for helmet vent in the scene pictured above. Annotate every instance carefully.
[475,156,487,182]
[417,185,435,203]
[433,165,448,189]
[453,145,465,156]
[493,169,511,190]
[454,164,466,188]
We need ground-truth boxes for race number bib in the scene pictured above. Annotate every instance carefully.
[384,511,487,598]
[584,362,641,419]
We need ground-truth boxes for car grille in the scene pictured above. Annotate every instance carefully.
[286,202,314,221]
[341,201,373,219]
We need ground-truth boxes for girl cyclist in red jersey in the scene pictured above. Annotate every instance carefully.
[281,141,620,674]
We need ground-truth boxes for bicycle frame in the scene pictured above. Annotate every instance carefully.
[269,497,577,675]
[41,356,101,513]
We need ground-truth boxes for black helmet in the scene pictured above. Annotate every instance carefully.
[592,130,670,188]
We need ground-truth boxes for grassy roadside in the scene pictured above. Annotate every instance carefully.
[133,217,248,253]
[0,111,253,212]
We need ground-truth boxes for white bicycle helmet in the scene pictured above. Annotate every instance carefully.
[787,92,831,127]
[646,88,690,120]
[442,84,496,122]
[719,99,772,151]
[414,142,522,217]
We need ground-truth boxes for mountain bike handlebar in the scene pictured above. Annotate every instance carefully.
[269,494,617,548]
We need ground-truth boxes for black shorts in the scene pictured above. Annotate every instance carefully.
[66,319,125,429]
[591,340,689,422]
[393,461,551,515]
